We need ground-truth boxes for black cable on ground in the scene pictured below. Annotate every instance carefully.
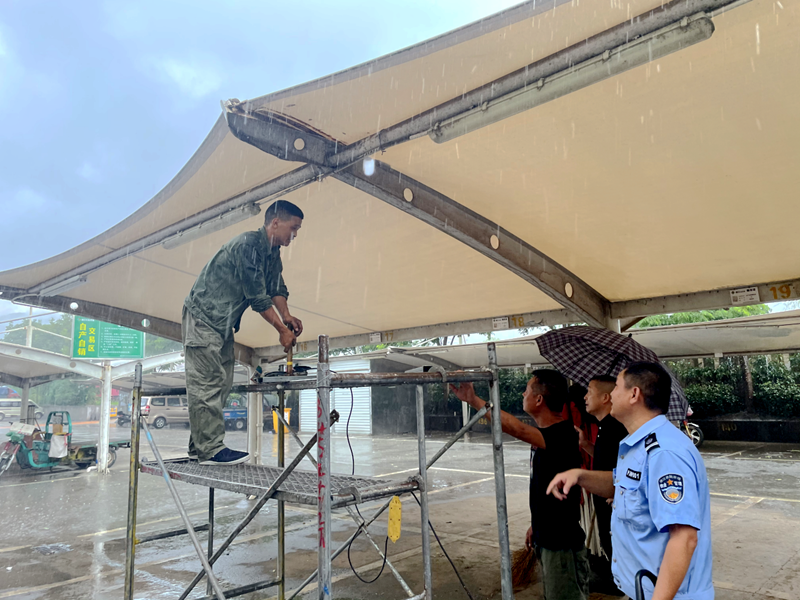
[411,492,476,600]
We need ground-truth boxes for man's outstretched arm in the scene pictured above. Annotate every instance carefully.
[450,383,546,448]
[547,468,615,500]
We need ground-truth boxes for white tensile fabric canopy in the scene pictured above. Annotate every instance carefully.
[1,0,797,364]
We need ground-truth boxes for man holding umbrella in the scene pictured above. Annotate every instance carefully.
[547,362,713,600]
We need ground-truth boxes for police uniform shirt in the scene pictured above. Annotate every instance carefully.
[611,415,714,600]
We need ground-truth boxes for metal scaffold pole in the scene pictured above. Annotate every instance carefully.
[124,363,142,600]
[141,417,227,600]
[416,385,433,600]
[488,343,514,600]
[317,335,332,599]
[278,389,286,600]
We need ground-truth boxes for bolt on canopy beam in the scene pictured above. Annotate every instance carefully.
[335,161,609,328]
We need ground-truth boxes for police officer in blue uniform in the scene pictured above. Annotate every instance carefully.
[547,362,714,600]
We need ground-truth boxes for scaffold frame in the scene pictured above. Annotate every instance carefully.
[123,337,514,600]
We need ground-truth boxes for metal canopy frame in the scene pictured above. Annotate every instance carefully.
[124,337,515,600]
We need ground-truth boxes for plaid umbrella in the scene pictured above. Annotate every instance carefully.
[535,326,688,422]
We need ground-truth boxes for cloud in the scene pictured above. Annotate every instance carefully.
[155,57,222,99]
[0,188,60,220]
[77,161,102,183]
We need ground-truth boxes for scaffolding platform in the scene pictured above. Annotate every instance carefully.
[140,459,419,507]
[123,337,513,600]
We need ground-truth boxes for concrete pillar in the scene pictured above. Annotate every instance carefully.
[19,381,30,424]
[97,361,112,474]
[25,307,33,347]
[783,353,792,370]
[246,364,263,465]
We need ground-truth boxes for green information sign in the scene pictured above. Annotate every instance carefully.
[72,317,144,359]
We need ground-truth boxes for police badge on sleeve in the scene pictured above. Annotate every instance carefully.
[658,474,684,504]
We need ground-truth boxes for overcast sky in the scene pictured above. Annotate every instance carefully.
[0,0,522,321]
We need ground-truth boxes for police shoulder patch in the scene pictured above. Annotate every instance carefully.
[658,474,684,504]
[645,432,660,452]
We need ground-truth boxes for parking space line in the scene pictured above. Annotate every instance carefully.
[711,491,800,504]
[0,474,87,488]
[429,466,528,479]
[715,444,766,459]
[711,496,764,527]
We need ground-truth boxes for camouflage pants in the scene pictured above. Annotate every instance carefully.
[182,306,235,461]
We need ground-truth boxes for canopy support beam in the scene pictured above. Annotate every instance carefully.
[334,161,610,328]
[611,280,800,319]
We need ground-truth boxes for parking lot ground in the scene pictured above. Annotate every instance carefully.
[1,427,798,600]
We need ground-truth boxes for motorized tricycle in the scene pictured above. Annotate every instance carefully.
[0,411,129,478]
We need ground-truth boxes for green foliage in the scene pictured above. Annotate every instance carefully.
[669,353,800,418]
[684,383,742,418]
[635,305,770,328]
[145,333,183,358]
[29,379,100,406]
[1,313,72,354]
[754,381,800,418]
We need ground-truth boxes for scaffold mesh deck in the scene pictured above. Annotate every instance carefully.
[140,459,419,507]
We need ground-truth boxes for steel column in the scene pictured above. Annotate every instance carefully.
[488,344,514,600]
[317,335,332,599]
[98,360,112,473]
[207,488,215,596]
[19,381,30,424]
[124,364,143,600]
[247,365,263,465]
[415,385,433,600]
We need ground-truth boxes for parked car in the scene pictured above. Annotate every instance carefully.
[0,399,45,422]
[141,396,189,429]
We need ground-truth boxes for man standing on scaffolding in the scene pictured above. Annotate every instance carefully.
[182,200,304,466]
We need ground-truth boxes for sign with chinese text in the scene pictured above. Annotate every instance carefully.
[72,317,144,359]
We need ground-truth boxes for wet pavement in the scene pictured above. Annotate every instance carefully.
[0,424,798,600]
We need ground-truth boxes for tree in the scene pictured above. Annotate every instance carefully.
[634,304,770,328]
[1,313,73,354]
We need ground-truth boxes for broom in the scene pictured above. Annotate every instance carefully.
[511,546,538,591]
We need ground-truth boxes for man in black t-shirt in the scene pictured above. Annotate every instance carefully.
[577,375,628,595]
[452,370,588,600]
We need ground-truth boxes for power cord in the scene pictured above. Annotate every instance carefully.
[347,504,389,583]
[411,492,476,600]
[347,387,355,475]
